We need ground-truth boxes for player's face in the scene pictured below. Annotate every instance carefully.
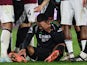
[37,21,51,30]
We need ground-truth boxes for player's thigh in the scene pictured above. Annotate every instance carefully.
[61,1,73,25]
[0,5,14,23]
[24,3,38,22]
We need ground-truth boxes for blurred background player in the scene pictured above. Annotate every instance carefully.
[0,0,14,62]
[61,0,87,61]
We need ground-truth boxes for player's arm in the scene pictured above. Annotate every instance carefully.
[18,26,35,57]
[21,26,35,49]
[34,0,50,12]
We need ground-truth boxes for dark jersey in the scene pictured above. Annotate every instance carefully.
[21,23,64,49]
[0,0,13,5]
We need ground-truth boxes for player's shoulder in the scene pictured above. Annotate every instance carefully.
[50,21,62,32]
[50,21,61,29]
[32,23,38,29]
[31,23,38,33]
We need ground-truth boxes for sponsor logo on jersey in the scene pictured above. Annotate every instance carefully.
[39,34,51,42]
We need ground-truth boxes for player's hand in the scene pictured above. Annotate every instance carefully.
[18,49,26,58]
[83,0,87,7]
[34,5,43,12]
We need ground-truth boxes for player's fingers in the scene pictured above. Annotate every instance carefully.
[24,53,26,58]
[18,51,23,56]
[34,7,40,12]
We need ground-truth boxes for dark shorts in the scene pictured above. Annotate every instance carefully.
[13,0,24,22]
[27,47,52,61]
[13,0,28,24]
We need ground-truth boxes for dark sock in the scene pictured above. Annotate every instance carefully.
[7,37,11,54]
[16,27,29,48]
[83,42,87,53]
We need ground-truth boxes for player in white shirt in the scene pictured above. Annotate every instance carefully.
[61,0,87,61]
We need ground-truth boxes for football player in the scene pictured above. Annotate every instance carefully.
[18,13,65,62]
[0,0,14,62]
[75,0,87,61]
[61,0,87,61]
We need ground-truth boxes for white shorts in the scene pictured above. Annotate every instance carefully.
[82,7,87,25]
[0,5,14,23]
[61,0,85,26]
[24,3,38,23]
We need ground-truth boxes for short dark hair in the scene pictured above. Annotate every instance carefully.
[37,13,48,22]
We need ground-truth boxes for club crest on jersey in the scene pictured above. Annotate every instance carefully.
[39,34,51,42]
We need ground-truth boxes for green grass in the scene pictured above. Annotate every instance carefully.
[0,27,87,65]
[0,61,87,65]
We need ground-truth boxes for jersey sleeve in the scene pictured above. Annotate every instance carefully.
[20,26,35,49]
[50,24,65,43]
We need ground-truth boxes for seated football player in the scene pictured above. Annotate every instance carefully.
[17,13,65,62]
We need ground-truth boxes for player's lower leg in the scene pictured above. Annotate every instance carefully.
[80,26,87,51]
[75,26,87,61]
[15,26,29,52]
[63,25,74,60]
[1,29,11,58]
[0,22,13,62]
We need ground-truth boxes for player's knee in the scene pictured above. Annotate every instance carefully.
[62,25,72,40]
[64,31,72,40]
[1,22,13,30]
[27,46,35,56]
[80,26,87,39]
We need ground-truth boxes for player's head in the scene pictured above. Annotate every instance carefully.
[37,13,48,23]
[37,13,50,30]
